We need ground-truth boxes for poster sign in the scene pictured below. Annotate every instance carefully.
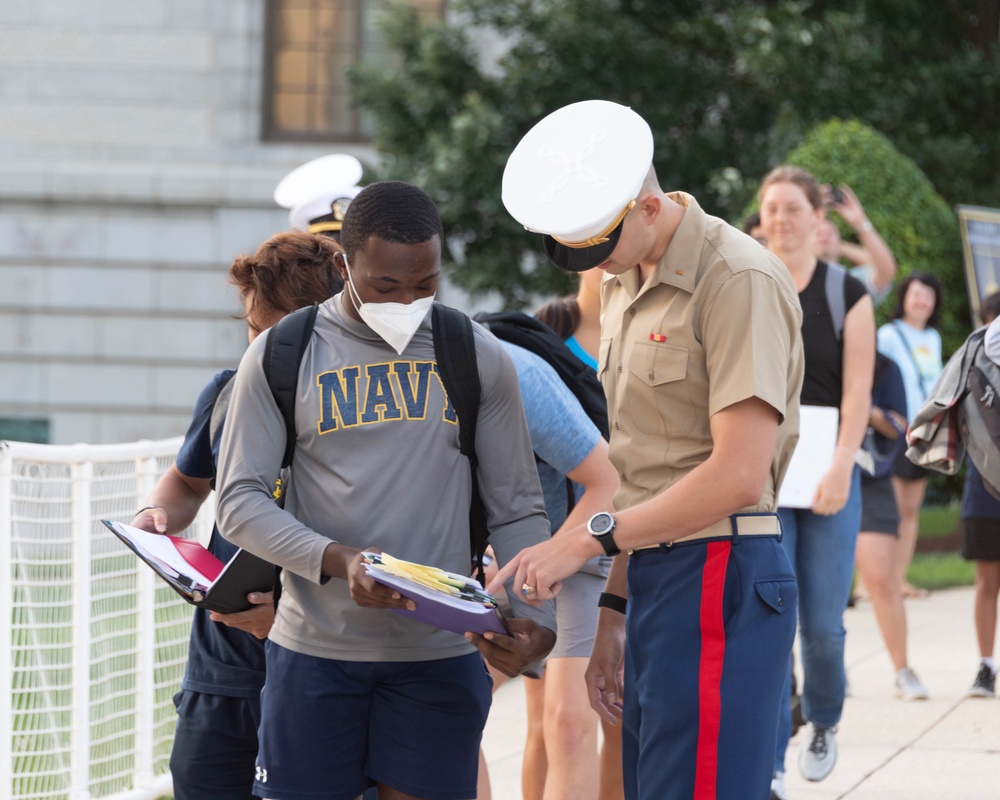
[957,205,1000,325]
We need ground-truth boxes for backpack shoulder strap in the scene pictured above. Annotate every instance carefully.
[824,262,847,341]
[262,304,319,469]
[432,303,481,459]
[208,371,237,453]
[431,303,489,583]
[259,304,319,610]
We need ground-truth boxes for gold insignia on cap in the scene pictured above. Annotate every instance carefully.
[550,200,636,249]
[332,197,351,221]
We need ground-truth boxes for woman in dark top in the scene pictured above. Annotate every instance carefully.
[854,353,929,700]
[759,166,875,797]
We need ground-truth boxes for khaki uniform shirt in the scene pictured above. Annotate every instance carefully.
[599,192,804,515]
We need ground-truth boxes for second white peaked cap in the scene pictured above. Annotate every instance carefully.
[502,100,654,271]
[274,154,365,234]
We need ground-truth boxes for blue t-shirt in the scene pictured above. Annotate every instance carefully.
[877,320,943,421]
[500,343,600,530]
[565,335,598,371]
[500,342,610,578]
[175,369,267,697]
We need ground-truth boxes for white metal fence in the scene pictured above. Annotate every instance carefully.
[1,438,212,800]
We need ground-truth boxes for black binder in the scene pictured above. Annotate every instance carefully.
[103,520,276,614]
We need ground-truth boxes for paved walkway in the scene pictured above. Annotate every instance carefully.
[482,585,1000,799]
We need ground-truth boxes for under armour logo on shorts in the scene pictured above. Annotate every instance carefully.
[256,766,268,783]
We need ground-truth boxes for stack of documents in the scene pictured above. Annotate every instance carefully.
[363,552,510,637]
[103,520,275,614]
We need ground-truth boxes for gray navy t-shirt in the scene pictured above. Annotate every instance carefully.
[215,293,555,662]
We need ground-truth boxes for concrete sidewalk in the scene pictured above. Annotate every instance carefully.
[481,585,1000,799]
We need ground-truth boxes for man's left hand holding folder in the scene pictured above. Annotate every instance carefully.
[131,505,276,640]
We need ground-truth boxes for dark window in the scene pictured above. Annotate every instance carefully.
[0,418,50,444]
[263,0,445,142]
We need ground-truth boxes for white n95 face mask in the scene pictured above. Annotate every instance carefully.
[343,256,435,355]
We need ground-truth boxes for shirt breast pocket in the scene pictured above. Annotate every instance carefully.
[626,341,695,436]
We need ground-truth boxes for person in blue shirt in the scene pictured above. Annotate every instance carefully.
[131,231,342,800]
[534,267,625,800]
[478,329,622,800]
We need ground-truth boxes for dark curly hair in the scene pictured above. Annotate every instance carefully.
[340,181,444,259]
[228,230,342,331]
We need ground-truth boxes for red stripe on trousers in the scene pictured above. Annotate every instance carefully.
[693,540,732,800]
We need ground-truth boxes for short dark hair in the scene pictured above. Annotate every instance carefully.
[890,271,943,328]
[980,291,1000,326]
[742,211,761,235]
[340,181,444,259]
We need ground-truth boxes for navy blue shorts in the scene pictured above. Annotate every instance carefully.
[253,643,492,800]
[170,690,261,800]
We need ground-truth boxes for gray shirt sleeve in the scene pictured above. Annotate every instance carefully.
[215,333,331,583]
[469,325,556,631]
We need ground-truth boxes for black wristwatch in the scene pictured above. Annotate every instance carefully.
[587,512,621,556]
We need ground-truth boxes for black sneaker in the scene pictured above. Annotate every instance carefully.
[968,663,996,698]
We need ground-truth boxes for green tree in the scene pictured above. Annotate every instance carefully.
[352,0,999,306]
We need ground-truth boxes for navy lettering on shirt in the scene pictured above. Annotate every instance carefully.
[317,360,457,434]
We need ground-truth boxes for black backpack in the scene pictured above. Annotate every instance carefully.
[471,311,609,441]
[435,309,609,581]
[257,302,607,584]
[962,328,1000,499]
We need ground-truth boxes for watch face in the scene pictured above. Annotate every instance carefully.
[590,513,614,535]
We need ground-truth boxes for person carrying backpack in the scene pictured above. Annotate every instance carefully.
[757,167,875,798]
[516,270,625,800]
[474,304,622,800]
[854,352,930,701]
[131,231,343,800]
[215,181,556,800]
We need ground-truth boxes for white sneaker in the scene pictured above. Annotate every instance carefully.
[894,667,929,701]
[770,770,788,800]
[798,724,837,781]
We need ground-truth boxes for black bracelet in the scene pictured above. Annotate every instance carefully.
[597,592,627,615]
[134,505,159,519]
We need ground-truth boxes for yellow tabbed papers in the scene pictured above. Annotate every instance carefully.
[362,552,510,637]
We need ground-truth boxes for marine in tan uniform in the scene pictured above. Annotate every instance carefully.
[492,100,805,800]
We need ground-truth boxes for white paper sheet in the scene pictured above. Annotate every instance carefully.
[777,405,839,509]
